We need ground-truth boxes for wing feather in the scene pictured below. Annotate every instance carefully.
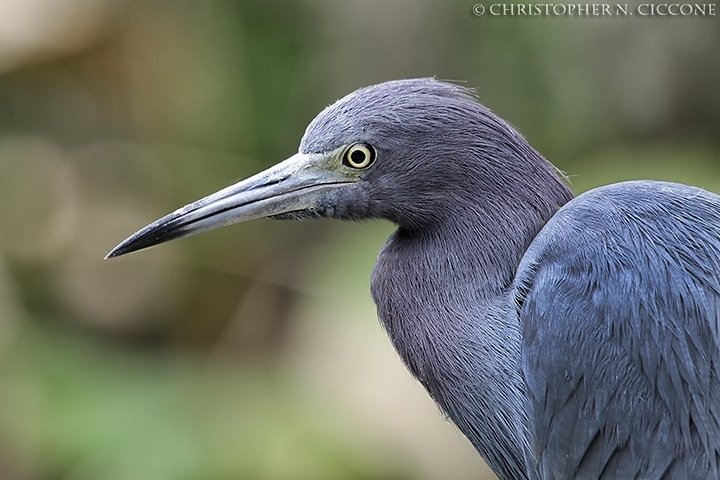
[514,181,720,479]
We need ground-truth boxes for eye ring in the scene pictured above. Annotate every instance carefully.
[343,143,376,169]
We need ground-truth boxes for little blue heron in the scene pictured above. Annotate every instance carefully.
[107,78,720,480]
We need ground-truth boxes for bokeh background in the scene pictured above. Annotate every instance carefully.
[0,1,718,479]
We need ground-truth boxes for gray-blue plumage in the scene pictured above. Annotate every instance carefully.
[517,182,720,479]
[107,78,720,480]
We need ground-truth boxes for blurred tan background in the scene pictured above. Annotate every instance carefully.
[0,1,718,479]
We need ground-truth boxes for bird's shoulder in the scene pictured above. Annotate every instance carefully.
[512,180,720,479]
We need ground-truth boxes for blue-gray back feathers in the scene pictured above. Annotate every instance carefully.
[516,181,720,479]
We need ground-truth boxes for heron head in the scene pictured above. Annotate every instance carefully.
[107,78,565,258]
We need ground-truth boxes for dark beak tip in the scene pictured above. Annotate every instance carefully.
[104,216,191,260]
[104,242,131,260]
[104,232,151,259]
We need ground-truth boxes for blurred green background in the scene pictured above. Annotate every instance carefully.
[0,1,718,479]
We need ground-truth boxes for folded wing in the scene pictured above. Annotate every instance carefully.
[515,181,720,479]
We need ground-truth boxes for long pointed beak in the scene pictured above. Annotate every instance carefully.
[106,152,348,259]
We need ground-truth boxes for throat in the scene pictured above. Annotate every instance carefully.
[368,162,573,479]
[371,225,532,479]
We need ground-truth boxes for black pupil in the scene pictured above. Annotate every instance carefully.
[350,149,367,165]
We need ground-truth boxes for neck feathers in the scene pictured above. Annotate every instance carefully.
[371,141,572,479]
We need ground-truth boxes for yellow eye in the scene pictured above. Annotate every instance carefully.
[343,143,376,169]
